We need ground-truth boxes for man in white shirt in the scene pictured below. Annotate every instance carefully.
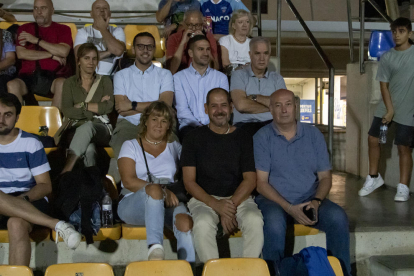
[174,35,228,140]
[110,32,174,158]
[74,0,125,76]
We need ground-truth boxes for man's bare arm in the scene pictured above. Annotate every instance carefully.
[16,46,52,60]
[100,28,126,57]
[21,171,52,202]
[156,0,174,23]
[231,89,269,114]
[231,171,256,207]
[0,51,15,71]
[380,81,394,123]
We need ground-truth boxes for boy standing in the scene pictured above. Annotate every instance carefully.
[359,17,414,201]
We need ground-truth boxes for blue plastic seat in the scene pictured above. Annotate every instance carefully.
[368,30,395,60]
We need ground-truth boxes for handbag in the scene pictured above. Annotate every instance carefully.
[30,23,56,96]
[139,138,189,203]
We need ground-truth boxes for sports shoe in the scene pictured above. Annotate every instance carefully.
[55,221,81,249]
[148,244,164,260]
[394,183,410,202]
[358,174,384,196]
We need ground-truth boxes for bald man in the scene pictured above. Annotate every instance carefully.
[7,0,73,109]
[166,10,219,74]
[253,89,351,276]
[74,0,125,76]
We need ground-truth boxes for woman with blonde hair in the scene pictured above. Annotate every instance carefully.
[117,101,195,262]
[219,9,254,71]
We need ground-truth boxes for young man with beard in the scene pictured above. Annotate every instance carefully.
[110,32,174,158]
[359,17,414,201]
[181,88,264,263]
[173,35,228,140]
[0,93,81,266]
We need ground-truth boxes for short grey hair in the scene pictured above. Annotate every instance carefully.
[183,10,203,23]
[249,36,271,53]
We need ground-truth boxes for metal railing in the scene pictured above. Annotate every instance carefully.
[280,0,336,164]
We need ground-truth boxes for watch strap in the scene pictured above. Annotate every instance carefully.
[311,197,322,205]
[132,101,138,111]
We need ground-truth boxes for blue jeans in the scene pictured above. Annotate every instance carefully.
[117,187,195,262]
[255,196,351,276]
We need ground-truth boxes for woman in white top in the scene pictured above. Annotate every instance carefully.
[117,101,195,262]
[219,9,254,70]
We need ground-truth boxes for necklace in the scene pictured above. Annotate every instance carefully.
[208,123,231,134]
[233,34,247,44]
[144,135,163,145]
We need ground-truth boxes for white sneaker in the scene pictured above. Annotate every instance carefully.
[394,183,410,202]
[148,244,164,260]
[358,174,384,196]
[55,221,81,249]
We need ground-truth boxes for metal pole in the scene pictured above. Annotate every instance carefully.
[360,0,365,74]
[367,0,394,22]
[276,0,282,74]
[257,0,262,36]
[328,69,335,165]
[315,78,319,124]
[346,0,354,62]
[319,78,323,125]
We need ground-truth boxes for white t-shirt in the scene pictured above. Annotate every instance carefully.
[219,35,251,65]
[74,25,126,75]
[118,139,182,191]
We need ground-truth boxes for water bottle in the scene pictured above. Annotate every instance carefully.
[101,194,113,228]
[379,123,388,144]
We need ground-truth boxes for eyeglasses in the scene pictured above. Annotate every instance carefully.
[136,44,155,51]
[186,23,203,30]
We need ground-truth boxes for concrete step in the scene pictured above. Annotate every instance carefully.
[370,255,414,276]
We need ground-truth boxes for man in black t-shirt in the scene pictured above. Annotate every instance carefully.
[181,88,264,263]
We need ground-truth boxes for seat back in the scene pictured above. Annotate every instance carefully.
[124,25,164,58]
[328,256,344,276]
[368,30,395,60]
[124,260,193,276]
[44,263,114,276]
[84,23,118,28]
[202,258,271,276]
[15,106,62,137]
[0,265,34,276]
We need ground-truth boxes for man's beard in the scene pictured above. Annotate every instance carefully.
[0,126,14,136]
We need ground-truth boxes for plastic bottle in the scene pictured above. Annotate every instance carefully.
[379,123,388,144]
[101,194,113,228]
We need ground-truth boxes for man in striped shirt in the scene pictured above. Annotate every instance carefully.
[0,93,81,266]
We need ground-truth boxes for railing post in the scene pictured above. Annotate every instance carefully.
[360,0,365,74]
[257,0,262,36]
[315,78,319,124]
[346,0,354,63]
[276,0,282,74]
[328,69,335,165]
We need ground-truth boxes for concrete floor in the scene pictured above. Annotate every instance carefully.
[330,173,414,232]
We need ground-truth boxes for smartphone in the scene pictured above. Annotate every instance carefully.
[302,206,316,221]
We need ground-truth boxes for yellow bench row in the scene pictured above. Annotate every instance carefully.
[0,257,344,276]
[0,22,165,58]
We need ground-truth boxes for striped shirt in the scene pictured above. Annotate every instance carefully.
[0,130,51,194]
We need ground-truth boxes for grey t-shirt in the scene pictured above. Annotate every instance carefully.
[230,65,286,124]
[375,46,414,126]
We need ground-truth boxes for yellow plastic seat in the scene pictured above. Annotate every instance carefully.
[84,23,117,28]
[52,223,121,242]
[0,265,34,276]
[231,224,318,238]
[124,25,164,58]
[44,147,58,155]
[44,263,114,276]
[34,95,52,102]
[15,106,62,137]
[104,147,114,158]
[124,260,193,276]
[122,224,168,240]
[202,258,271,276]
[0,227,50,243]
[328,256,344,276]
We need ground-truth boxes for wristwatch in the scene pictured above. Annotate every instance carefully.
[131,101,138,111]
[311,197,322,205]
[251,94,258,102]
[23,195,30,202]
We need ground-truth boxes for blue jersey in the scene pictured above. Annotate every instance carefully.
[200,0,249,35]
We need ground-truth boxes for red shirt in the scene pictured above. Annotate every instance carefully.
[167,29,218,73]
[18,22,73,76]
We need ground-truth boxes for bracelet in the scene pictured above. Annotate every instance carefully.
[287,203,293,214]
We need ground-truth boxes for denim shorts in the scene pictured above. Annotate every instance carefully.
[368,116,414,146]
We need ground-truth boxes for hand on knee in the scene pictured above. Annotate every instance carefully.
[175,214,193,232]
[145,184,164,200]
